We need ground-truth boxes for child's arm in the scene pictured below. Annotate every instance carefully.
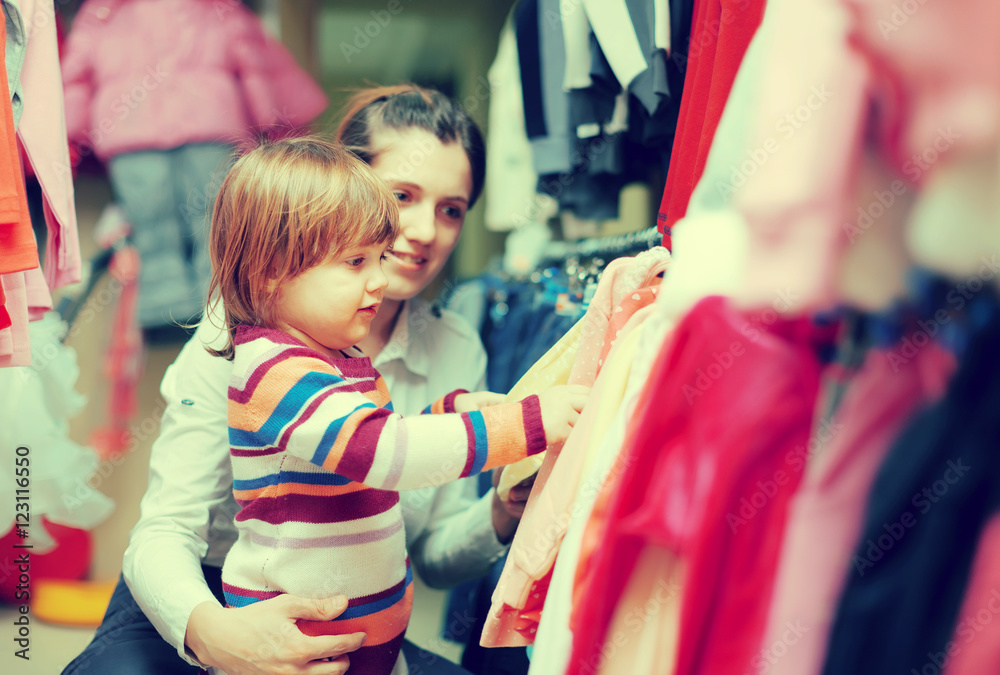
[420,390,505,415]
[230,351,586,491]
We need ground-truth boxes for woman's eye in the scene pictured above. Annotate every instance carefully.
[380,253,389,262]
[394,191,409,203]
[442,206,464,220]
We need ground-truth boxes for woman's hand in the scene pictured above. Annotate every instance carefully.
[453,391,507,413]
[491,467,537,544]
[186,595,366,675]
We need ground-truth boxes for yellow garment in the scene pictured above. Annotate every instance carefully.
[598,548,683,675]
[497,317,584,499]
[579,307,653,480]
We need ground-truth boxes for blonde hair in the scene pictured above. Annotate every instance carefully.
[207,136,399,359]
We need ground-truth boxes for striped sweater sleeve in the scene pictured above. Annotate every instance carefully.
[230,342,547,491]
[422,389,468,415]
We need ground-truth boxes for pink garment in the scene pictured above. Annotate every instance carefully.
[598,283,660,367]
[61,0,328,162]
[482,304,655,648]
[568,297,827,675]
[730,0,870,314]
[759,341,955,675]
[570,247,671,386]
[18,0,81,291]
[0,272,30,366]
[943,517,1000,675]
[25,267,52,321]
[844,0,1000,178]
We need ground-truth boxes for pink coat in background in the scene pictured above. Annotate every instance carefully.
[61,0,328,161]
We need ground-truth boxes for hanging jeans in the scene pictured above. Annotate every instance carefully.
[108,143,232,328]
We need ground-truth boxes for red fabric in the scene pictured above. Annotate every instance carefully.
[90,246,143,457]
[942,515,1000,675]
[657,0,765,248]
[0,521,92,604]
[0,282,9,330]
[567,296,826,675]
[0,18,39,277]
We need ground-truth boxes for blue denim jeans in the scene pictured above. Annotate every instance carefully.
[63,569,471,674]
[108,143,232,328]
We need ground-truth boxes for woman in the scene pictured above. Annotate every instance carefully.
[64,86,530,675]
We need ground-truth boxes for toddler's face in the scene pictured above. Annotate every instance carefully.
[274,242,390,356]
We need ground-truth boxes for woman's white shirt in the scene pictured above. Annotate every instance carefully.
[122,298,506,664]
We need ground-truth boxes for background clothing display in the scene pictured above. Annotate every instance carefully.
[5,1,1000,674]
[60,0,327,328]
[656,0,765,247]
[107,143,231,327]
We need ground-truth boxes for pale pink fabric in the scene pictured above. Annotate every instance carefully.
[482,304,655,648]
[758,341,955,675]
[0,272,31,366]
[844,0,1000,177]
[942,517,1000,675]
[730,0,870,315]
[569,247,671,386]
[18,0,81,291]
[61,0,328,161]
[25,266,52,321]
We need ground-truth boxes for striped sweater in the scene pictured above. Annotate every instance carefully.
[221,326,547,675]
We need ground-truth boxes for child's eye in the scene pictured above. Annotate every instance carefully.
[347,257,364,267]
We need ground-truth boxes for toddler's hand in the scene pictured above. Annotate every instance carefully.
[537,384,590,445]
[454,391,506,413]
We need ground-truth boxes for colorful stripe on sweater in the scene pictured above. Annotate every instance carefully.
[221,325,547,674]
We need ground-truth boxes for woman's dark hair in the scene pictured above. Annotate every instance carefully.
[335,84,486,208]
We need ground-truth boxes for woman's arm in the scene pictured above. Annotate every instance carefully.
[122,326,235,665]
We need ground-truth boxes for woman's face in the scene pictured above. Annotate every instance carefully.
[369,127,473,301]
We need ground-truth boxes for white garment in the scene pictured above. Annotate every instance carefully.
[561,0,665,100]
[122,297,506,667]
[484,15,557,232]
[528,307,671,675]
[0,312,114,549]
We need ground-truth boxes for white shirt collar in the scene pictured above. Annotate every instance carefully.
[373,299,431,378]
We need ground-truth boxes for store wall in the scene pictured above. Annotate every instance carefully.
[278,0,515,284]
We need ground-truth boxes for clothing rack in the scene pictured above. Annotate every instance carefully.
[541,225,661,262]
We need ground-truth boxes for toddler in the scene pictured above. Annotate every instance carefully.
[206,137,588,674]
